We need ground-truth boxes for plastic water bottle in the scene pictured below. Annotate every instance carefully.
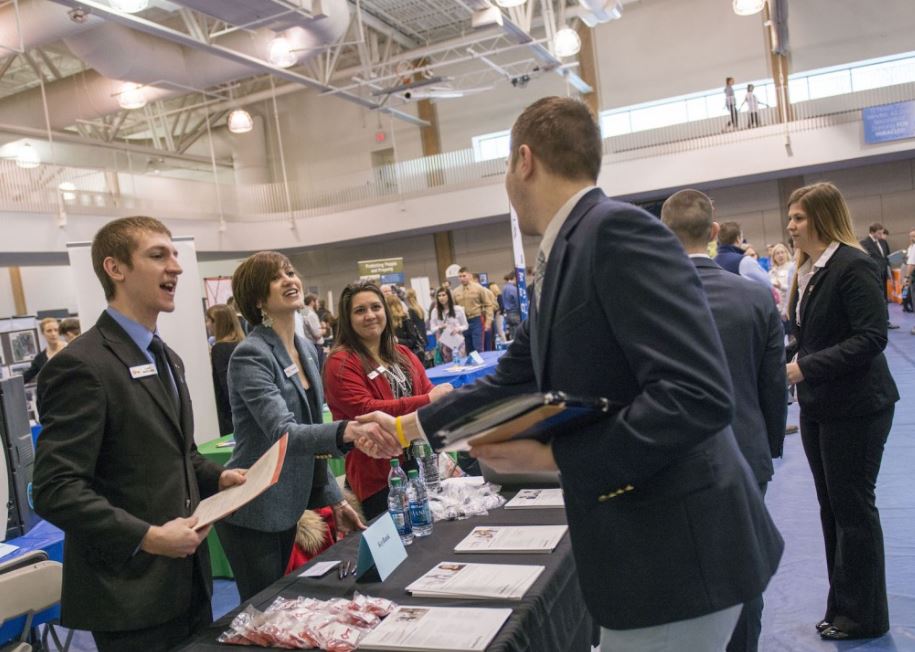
[388,458,407,489]
[387,477,413,545]
[406,469,433,537]
[412,441,441,493]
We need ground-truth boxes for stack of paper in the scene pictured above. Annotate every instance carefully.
[504,489,564,509]
[359,606,511,652]
[406,562,544,600]
[454,525,567,554]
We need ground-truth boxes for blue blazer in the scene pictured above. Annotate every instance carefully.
[226,325,343,532]
[417,189,784,630]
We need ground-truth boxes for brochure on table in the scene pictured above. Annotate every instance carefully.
[359,606,512,652]
[406,561,544,600]
[192,433,288,529]
[504,488,565,509]
[454,525,568,554]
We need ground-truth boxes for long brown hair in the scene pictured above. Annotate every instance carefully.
[206,304,245,343]
[405,288,424,320]
[331,281,407,372]
[787,182,863,309]
[385,293,406,329]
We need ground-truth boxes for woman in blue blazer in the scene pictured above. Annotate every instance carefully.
[786,182,899,641]
[215,251,400,601]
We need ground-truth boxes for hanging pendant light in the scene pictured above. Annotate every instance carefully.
[227,109,254,134]
[58,181,77,201]
[732,0,765,16]
[268,37,296,68]
[553,27,582,58]
[109,0,148,13]
[16,142,40,169]
[118,82,147,109]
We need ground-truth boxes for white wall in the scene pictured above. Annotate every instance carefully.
[0,269,15,316]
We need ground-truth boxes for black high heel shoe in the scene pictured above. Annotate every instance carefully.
[815,620,831,633]
[819,626,849,640]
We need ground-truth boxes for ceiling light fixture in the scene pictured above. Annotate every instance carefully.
[268,37,296,68]
[118,82,147,109]
[16,143,40,169]
[732,0,765,16]
[553,27,582,58]
[227,109,254,134]
[58,181,77,201]
[109,0,149,13]
[494,0,527,7]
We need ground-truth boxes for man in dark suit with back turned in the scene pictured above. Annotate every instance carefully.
[662,189,788,652]
[860,222,898,329]
[367,98,784,651]
[33,216,247,652]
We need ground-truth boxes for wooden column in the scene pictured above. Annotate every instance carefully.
[433,231,455,286]
[575,23,601,117]
[417,98,444,187]
[9,266,27,314]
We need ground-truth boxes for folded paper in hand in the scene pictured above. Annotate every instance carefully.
[439,392,613,452]
[192,433,288,529]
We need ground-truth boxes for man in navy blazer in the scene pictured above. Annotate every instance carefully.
[377,98,784,651]
[662,189,788,652]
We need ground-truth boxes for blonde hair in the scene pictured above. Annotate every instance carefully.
[405,288,424,321]
[770,243,791,267]
[39,317,59,334]
[385,293,406,329]
[787,182,863,307]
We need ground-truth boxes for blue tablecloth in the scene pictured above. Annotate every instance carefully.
[425,350,505,388]
[0,520,64,644]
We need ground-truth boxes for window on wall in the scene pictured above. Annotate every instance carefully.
[471,130,511,162]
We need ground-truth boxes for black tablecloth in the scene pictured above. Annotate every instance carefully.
[174,500,594,652]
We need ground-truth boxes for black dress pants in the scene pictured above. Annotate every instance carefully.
[215,520,297,602]
[726,483,767,652]
[92,570,211,652]
[800,405,894,636]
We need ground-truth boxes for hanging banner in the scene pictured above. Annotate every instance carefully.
[509,206,529,321]
[358,257,405,285]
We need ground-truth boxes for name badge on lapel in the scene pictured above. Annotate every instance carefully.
[130,363,157,379]
[284,364,299,378]
[367,365,386,380]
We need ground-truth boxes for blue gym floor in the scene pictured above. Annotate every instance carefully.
[54,304,915,651]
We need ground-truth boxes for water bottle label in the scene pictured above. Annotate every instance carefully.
[409,502,431,526]
[391,510,411,534]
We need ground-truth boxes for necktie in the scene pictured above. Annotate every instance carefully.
[533,249,547,310]
[148,335,179,411]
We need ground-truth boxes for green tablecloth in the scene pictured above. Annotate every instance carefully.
[197,406,343,578]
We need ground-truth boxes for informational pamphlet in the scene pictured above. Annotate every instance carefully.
[359,606,512,652]
[406,561,544,600]
[192,433,288,529]
[503,488,564,509]
[454,525,567,554]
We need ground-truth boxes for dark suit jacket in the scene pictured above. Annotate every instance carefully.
[860,236,890,281]
[788,244,899,421]
[418,189,784,629]
[32,311,224,631]
[692,257,787,484]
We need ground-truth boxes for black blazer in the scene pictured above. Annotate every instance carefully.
[33,311,224,631]
[211,340,238,436]
[22,347,49,384]
[788,244,899,421]
[692,257,787,483]
[418,189,784,629]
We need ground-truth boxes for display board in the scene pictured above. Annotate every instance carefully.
[204,276,234,308]
[67,237,219,443]
[358,257,405,285]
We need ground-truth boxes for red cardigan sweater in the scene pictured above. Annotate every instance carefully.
[323,345,434,500]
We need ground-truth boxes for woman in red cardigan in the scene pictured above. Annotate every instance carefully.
[324,281,453,519]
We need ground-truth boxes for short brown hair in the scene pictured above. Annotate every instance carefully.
[206,304,245,343]
[868,222,885,234]
[510,97,602,182]
[661,189,715,248]
[232,251,294,326]
[59,318,81,337]
[304,293,318,307]
[91,216,172,300]
[717,221,742,246]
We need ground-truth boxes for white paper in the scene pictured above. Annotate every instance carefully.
[299,560,340,577]
[439,330,465,351]
[0,542,19,559]
[359,606,511,652]
[504,488,565,509]
[406,561,544,600]
[454,525,567,554]
[192,433,288,529]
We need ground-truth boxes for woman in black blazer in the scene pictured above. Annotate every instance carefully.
[205,304,245,436]
[785,182,899,641]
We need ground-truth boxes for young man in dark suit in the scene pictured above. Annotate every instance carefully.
[860,222,898,329]
[33,216,247,652]
[662,189,788,652]
[363,98,784,651]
